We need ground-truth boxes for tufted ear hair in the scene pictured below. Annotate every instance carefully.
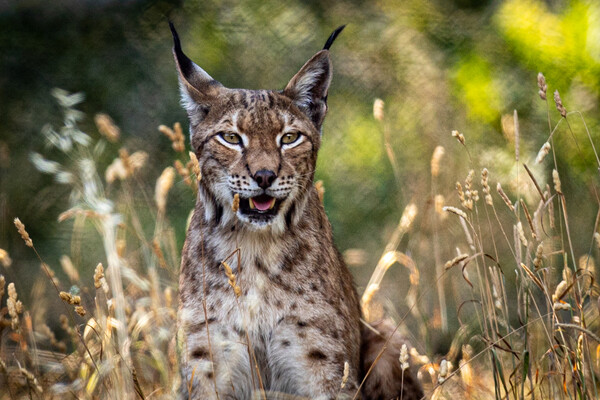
[170,22,224,126]
[283,25,345,131]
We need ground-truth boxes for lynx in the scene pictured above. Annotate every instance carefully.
[171,23,423,400]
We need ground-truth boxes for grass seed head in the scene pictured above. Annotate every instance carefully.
[516,221,528,247]
[533,243,544,269]
[552,280,569,303]
[431,146,445,178]
[93,262,107,291]
[552,169,562,194]
[232,193,240,213]
[456,182,465,204]
[59,291,72,303]
[562,264,573,284]
[14,218,33,248]
[94,263,108,293]
[105,159,127,183]
[159,123,185,152]
[0,248,12,267]
[315,180,325,203]
[155,166,175,213]
[535,142,551,164]
[119,148,133,175]
[222,261,241,298]
[481,168,493,205]
[444,254,468,270]
[465,170,473,190]
[438,359,448,383]
[106,151,147,183]
[174,160,192,187]
[59,291,81,306]
[553,301,571,311]
[451,130,465,145]
[537,73,547,100]
[340,361,350,389]
[399,203,418,230]
[373,98,385,121]
[94,113,120,143]
[496,183,515,212]
[152,239,169,269]
[173,122,185,152]
[577,333,584,361]
[443,206,467,220]
[7,282,22,329]
[460,170,476,209]
[159,124,174,139]
[164,286,173,308]
[434,194,446,218]
[400,344,409,371]
[130,151,147,172]
[188,151,201,181]
[554,90,567,118]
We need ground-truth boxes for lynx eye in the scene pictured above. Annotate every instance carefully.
[219,132,242,145]
[281,131,300,146]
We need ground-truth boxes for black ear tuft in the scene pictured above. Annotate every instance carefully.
[169,21,179,48]
[169,22,223,127]
[169,22,195,78]
[323,25,346,50]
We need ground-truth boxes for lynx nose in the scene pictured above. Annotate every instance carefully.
[253,169,276,189]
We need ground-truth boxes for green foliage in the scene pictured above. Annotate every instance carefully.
[453,53,503,125]
[496,0,600,92]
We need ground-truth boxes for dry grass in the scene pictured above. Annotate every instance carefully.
[1,72,600,399]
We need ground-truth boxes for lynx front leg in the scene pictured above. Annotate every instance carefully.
[267,316,362,400]
[179,322,253,400]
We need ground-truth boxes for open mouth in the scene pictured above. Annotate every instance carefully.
[238,194,281,218]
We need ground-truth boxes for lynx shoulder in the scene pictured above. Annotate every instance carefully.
[171,23,422,400]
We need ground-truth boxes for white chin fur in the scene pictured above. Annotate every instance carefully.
[236,211,286,235]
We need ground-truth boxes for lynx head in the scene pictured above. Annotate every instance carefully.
[170,23,344,232]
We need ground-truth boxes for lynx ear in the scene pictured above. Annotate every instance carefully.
[283,50,332,130]
[283,25,345,130]
[170,22,223,125]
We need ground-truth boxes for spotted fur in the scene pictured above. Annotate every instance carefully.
[171,23,423,400]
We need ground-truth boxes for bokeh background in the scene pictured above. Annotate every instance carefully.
[1,0,600,356]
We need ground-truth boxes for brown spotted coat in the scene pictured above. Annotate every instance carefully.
[171,24,422,400]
